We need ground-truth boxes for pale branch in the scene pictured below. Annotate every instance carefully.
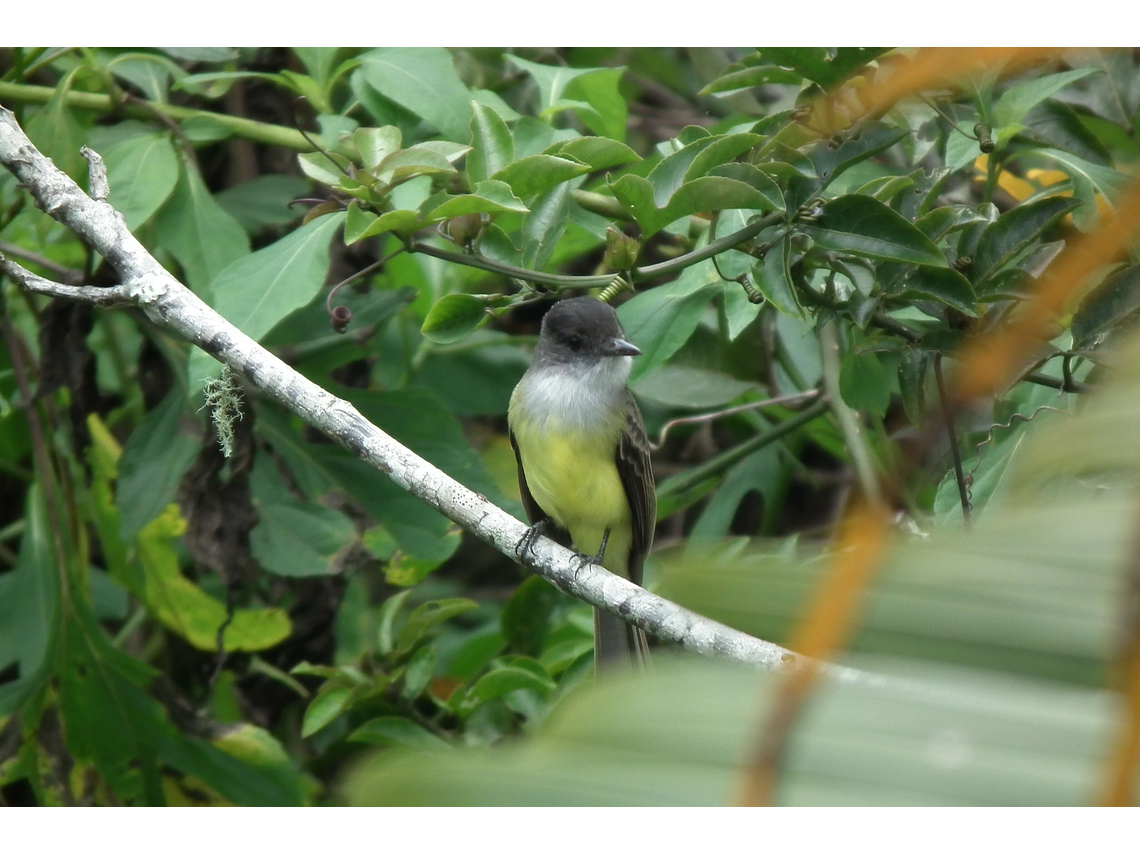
[0,104,889,680]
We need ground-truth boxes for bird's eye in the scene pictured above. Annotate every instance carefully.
[566,334,582,350]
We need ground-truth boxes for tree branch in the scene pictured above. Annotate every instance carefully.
[0,103,887,680]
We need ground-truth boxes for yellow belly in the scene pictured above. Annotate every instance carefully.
[510,418,632,576]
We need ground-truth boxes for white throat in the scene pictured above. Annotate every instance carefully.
[515,356,632,431]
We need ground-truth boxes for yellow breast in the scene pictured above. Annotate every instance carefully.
[509,410,632,575]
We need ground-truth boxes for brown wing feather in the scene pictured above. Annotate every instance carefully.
[614,391,656,587]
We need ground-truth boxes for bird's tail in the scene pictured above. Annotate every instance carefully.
[594,608,650,669]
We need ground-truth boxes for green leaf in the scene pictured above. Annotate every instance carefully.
[101,132,180,231]
[133,506,293,652]
[374,146,457,185]
[700,56,802,95]
[545,137,641,170]
[894,267,979,316]
[507,56,627,141]
[26,71,88,182]
[116,390,199,543]
[423,180,529,220]
[154,157,250,294]
[501,576,562,656]
[633,365,758,409]
[296,151,350,187]
[301,685,354,738]
[249,485,356,579]
[915,205,994,243]
[0,487,57,717]
[216,175,308,232]
[839,347,890,417]
[401,646,437,700]
[457,666,556,717]
[521,183,571,270]
[972,196,1080,282]
[358,47,474,141]
[897,348,926,427]
[757,47,889,87]
[490,155,591,200]
[609,173,782,238]
[348,716,450,750]
[421,294,489,344]
[707,163,784,211]
[752,236,803,318]
[353,125,402,171]
[803,195,947,267]
[189,213,345,388]
[644,133,758,207]
[791,122,908,203]
[467,101,514,187]
[994,68,1101,128]
[397,598,480,654]
[349,208,422,243]
[618,261,721,382]
[1071,265,1140,350]
[1023,148,1131,231]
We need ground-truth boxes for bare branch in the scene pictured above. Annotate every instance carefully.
[80,145,108,201]
[0,255,130,306]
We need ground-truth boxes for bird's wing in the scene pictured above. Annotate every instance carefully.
[509,429,551,528]
[614,391,656,587]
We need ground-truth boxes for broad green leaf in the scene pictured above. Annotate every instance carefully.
[297,151,350,186]
[108,53,182,102]
[1071,265,1140,350]
[354,125,402,171]
[945,121,984,172]
[154,157,250,294]
[545,137,641,170]
[249,485,356,579]
[401,646,437,700]
[132,506,293,652]
[707,163,784,211]
[897,348,926,427]
[349,716,450,750]
[116,390,199,543]
[1021,100,1112,166]
[457,666,556,717]
[350,208,421,243]
[0,487,57,717]
[994,68,1101,128]
[101,132,180,230]
[757,47,889,87]
[790,122,908,205]
[467,101,514,187]
[490,155,591,200]
[423,180,529,220]
[915,205,994,243]
[643,133,755,207]
[700,55,802,95]
[1026,147,1132,231]
[26,70,88,181]
[610,173,783,238]
[972,196,1080,282]
[501,576,563,656]
[521,183,572,270]
[507,56,627,140]
[690,448,780,542]
[358,47,474,141]
[633,365,758,409]
[397,598,480,654]
[752,236,803,318]
[421,294,489,344]
[896,166,953,221]
[855,175,914,203]
[618,260,721,381]
[894,267,979,316]
[839,347,890,417]
[344,202,378,244]
[216,175,308,232]
[302,685,354,737]
[374,146,457,185]
[803,195,947,267]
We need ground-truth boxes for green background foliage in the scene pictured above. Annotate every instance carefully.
[1,46,1139,806]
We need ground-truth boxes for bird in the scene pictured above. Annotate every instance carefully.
[508,296,655,668]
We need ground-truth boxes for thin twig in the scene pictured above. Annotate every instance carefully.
[0,241,83,284]
[651,390,821,450]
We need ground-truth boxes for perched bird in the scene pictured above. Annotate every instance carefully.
[508,296,655,667]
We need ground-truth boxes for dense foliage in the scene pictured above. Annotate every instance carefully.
[1,47,1139,805]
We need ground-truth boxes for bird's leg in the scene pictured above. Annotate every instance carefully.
[515,518,552,562]
[573,528,611,572]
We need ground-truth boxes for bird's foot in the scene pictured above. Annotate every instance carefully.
[515,519,551,562]
[571,529,611,573]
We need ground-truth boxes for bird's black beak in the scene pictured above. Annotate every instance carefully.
[605,337,641,357]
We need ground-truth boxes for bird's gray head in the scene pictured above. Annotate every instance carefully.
[533,296,641,368]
